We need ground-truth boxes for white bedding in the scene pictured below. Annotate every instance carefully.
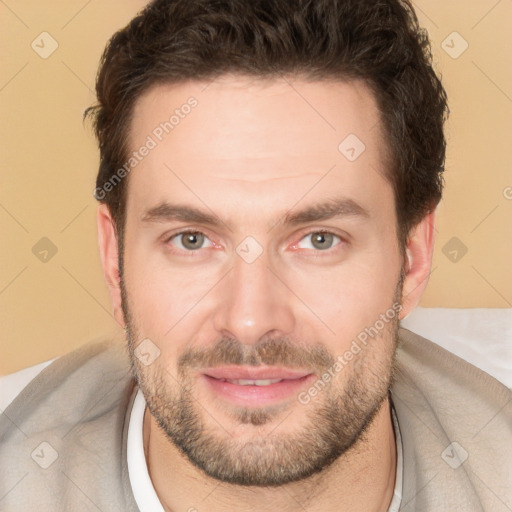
[401,307,512,388]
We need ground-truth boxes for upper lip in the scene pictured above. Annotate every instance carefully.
[201,366,312,380]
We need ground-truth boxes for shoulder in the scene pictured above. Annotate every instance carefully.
[395,326,511,407]
[393,328,512,510]
[0,339,138,509]
[1,339,135,438]
[0,358,57,411]
[394,327,512,439]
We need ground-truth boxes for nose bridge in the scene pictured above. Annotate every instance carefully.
[213,247,295,344]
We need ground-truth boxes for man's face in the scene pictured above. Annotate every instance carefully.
[120,76,403,485]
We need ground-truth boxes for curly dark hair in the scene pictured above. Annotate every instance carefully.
[85,0,448,253]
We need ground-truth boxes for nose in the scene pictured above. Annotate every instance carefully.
[212,248,296,345]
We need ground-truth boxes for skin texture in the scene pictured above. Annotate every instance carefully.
[97,75,436,511]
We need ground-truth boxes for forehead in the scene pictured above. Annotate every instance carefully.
[126,75,391,222]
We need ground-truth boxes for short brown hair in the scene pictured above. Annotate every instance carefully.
[85,0,448,251]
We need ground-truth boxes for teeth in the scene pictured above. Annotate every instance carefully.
[224,378,283,386]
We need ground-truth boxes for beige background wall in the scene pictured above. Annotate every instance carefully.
[1,0,511,375]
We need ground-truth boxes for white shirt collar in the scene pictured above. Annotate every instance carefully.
[127,388,403,512]
[388,401,404,512]
[127,389,165,512]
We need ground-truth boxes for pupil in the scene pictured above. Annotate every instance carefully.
[313,232,332,249]
[184,233,202,249]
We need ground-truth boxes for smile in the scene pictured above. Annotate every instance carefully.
[220,378,283,386]
[199,367,316,406]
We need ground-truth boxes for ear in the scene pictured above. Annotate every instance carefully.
[97,204,126,328]
[399,209,437,319]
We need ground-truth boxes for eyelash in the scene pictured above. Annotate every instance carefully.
[164,229,215,255]
[164,229,346,256]
[292,230,344,253]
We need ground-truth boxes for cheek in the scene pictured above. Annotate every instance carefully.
[283,249,401,344]
[123,241,222,344]
[126,269,199,333]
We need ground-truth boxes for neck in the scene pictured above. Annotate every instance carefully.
[143,397,397,512]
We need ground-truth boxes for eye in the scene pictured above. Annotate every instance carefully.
[168,231,213,251]
[296,231,342,251]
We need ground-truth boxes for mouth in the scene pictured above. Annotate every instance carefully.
[199,366,316,407]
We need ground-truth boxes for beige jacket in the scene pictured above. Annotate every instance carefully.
[1,328,511,511]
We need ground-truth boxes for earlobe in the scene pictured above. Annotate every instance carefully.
[97,204,126,328]
[399,209,437,319]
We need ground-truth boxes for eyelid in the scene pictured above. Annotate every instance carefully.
[164,227,212,241]
[164,228,217,252]
[287,229,349,255]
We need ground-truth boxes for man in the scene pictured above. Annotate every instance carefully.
[1,0,510,510]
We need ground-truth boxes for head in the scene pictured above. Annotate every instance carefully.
[89,0,447,486]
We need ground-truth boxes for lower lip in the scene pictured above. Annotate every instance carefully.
[201,374,316,407]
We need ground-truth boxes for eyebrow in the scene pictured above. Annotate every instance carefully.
[142,203,221,226]
[141,198,370,229]
[282,198,370,226]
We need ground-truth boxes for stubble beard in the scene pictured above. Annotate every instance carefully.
[122,280,401,487]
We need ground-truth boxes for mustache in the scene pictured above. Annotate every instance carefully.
[177,336,336,373]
